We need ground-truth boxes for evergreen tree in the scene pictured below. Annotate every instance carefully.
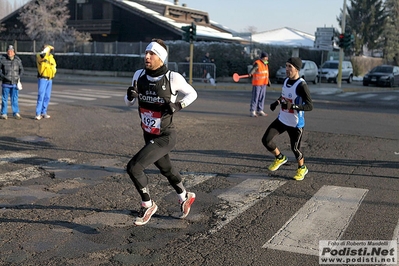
[383,0,399,64]
[339,0,386,56]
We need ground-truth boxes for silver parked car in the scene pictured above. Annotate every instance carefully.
[319,60,353,83]
[275,60,319,84]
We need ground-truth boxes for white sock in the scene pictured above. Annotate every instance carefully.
[178,191,187,203]
[141,200,152,208]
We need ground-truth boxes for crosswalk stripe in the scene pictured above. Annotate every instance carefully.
[0,152,35,165]
[209,175,286,234]
[358,93,378,99]
[6,100,56,108]
[182,172,216,188]
[315,91,337,95]
[337,92,357,97]
[393,218,399,249]
[55,91,112,98]
[381,96,397,101]
[262,185,368,256]
[0,166,44,184]
[50,92,97,100]
[80,88,125,97]
[21,94,74,103]
[16,98,37,104]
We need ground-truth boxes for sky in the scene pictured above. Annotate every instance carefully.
[3,0,345,35]
[180,0,345,34]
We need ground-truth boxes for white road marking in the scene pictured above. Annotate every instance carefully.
[393,218,399,250]
[358,94,378,99]
[381,96,397,101]
[208,175,286,234]
[263,185,368,256]
[49,92,96,100]
[0,166,44,183]
[55,91,112,98]
[337,92,357,97]
[20,94,73,103]
[80,88,125,97]
[0,152,35,165]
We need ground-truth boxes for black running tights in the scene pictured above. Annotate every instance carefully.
[126,131,184,201]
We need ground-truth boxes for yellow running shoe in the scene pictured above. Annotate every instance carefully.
[293,166,308,181]
[268,155,288,171]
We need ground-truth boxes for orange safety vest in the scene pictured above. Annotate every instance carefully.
[252,59,269,86]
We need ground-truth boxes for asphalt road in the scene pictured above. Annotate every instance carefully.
[0,76,398,266]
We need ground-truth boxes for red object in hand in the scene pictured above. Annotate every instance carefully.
[233,73,250,82]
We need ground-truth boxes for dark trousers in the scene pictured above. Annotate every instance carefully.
[262,118,304,161]
[126,130,183,201]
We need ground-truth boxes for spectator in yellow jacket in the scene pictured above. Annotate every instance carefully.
[35,44,56,120]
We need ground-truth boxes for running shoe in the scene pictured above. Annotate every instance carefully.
[1,114,7,120]
[14,113,22,119]
[257,111,267,116]
[42,114,51,119]
[250,111,257,117]
[293,166,308,181]
[179,192,196,219]
[268,155,288,171]
[34,115,42,120]
[134,201,158,226]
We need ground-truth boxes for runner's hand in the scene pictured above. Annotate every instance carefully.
[168,102,182,113]
[281,101,292,110]
[127,81,138,101]
[270,101,279,111]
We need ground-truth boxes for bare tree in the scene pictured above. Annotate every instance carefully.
[18,0,90,45]
[245,26,258,34]
[0,23,6,33]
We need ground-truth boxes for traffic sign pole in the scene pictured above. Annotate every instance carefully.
[337,0,347,89]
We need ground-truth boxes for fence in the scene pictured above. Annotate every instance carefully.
[175,62,216,82]
[0,40,146,55]
[0,40,217,81]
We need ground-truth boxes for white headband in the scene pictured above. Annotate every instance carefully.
[145,42,168,63]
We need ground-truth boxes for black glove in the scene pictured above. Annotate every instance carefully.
[270,101,279,111]
[281,101,292,110]
[168,101,183,113]
[127,81,138,101]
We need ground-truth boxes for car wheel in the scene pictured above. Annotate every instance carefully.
[347,75,353,84]
[389,79,394,87]
[363,82,368,86]
[313,76,318,84]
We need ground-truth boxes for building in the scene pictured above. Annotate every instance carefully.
[0,0,248,44]
[252,27,315,47]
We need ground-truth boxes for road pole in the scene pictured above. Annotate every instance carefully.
[338,0,347,88]
[189,41,194,85]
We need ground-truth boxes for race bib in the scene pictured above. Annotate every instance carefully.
[139,107,162,135]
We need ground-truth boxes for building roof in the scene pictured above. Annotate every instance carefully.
[252,27,315,47]
[0,0,249,43]
[113,0,247,43]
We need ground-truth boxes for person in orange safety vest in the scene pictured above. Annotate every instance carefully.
[248,52,270,117]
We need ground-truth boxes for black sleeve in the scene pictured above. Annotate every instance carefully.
[295,81,313,111]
